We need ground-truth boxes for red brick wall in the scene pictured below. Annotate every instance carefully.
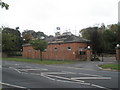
[22,42,90,60]
[116,48,120,60]
[22,45,40,59]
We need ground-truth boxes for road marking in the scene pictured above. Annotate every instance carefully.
[15,64,19,66]
[9,67,22,73]
[21,69,48,71]
[62,71,76,74]
[56,79,91,85]
[78,72,100,77]
[71,77,111,80]
[43,71,76,75]
[46,74,84,83]
[14,69,22,73]
[91,84,111,90]
[56,79,71,82]
[41,73,55,81]
[46,65,94,71]
[0,82,27,89]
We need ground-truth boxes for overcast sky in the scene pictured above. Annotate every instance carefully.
[0,0,119,36]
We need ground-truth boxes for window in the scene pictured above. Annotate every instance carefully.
[67,47,71,51]
[54,48,58,51]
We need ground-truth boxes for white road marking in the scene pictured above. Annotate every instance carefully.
[43,71,76,75]
[78,72,100,77]
[7,66,111,90]
[15,64,19,66]
[56,79,91,85]
[14,69,22,73]
[21,68,48,71]
[91,84,111,90]
[9,67,21,73]
[41,73,55,81]
[46,65,94,71]
[0,82,27,89]
[56,80,73,83]
[71,77,111,80]
[46,74,85,83]
[62,71,76,74]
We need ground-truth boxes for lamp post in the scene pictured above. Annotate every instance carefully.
[86,45,91,61]
[116,44,120,60]
[87,46,90,49]
[117,44,120,47]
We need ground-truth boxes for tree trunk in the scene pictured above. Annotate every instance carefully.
[40,52,42,61]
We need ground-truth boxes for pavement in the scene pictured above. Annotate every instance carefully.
[1,58,119,90]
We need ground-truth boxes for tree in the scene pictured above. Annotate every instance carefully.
[2,27,23,51]
[30,39,48,61]
[22,33,34,44]
[2,33,16,53]
[80,23,120,57]
[22,30,47,43]
[103,24,119,53]
[0,0,9,10]
[80,27,106,60]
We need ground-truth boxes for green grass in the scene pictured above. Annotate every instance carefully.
[98,64,120,70]
[2,57,75,64]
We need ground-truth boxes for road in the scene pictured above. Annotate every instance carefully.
[1,60,119,90]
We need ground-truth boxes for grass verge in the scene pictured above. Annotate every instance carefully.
[2,57,75,64]
[98,64,120,70]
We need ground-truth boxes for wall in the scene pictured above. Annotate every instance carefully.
[42,42,88,60]
[22,42,91,60]
[116,48,120,60]
[22,45,40,59]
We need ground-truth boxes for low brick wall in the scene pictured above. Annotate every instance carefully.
[116,47,120,60]
[22,43,92,61]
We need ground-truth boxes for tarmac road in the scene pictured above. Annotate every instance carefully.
[1,60,119,90]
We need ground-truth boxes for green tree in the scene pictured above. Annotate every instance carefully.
[80,23,119,56]
[103,24,119,53]
[80,26,106,59]
[2,27,23,51]
[30,39,48,61]
[2,33,16,54]
[0,0,9,10]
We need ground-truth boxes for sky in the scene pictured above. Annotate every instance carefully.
[0,0,119,36]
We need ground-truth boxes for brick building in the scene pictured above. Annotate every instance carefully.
[22,32,92,61]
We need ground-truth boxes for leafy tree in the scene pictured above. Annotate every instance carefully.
[22,30,47,43]
[2,27,23,56]
[80,26,106,59]
[2,33,16,53]
[22,33,34,44]
[0,0,9,10]
[30,39,48,61]
[80,23,119,57]
[103,24,120,53]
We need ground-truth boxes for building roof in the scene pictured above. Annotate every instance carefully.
[47,32,90,44]
[22,44,31,47]
[22,32,90,46]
